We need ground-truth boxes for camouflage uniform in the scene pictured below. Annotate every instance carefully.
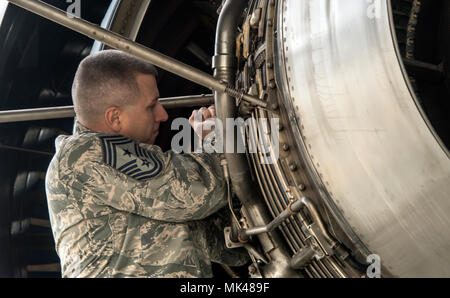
[45,121,248,278]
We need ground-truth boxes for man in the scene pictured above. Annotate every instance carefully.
[45,50,248,277]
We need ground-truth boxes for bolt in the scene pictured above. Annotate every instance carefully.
[248,265,257,274]
[268,80,276,89]
[282,143,290,151]
[289,162,297,172]
[267,62,273,69]
[268,20,273,27]
[299,183,306,191]
[271,102,279,110]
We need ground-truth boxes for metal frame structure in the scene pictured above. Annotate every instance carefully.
[6,0,267,111]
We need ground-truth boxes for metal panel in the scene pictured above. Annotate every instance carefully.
[279,0,450,277]
[0,0,8,26]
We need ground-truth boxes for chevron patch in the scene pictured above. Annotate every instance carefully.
[99,135,163,181]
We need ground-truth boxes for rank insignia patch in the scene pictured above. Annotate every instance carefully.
[99,135,163,181]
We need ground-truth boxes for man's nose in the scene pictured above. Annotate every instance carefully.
[156,102,169,122]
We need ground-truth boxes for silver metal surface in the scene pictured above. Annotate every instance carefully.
[0,1,9,26]
[240,199,303,239]
[120,0,152,42]
[290,246,317,270]
[159,94,214,109]
[0,94,214,123]
[278,0,450,277]
[91,0,122,53]
[92,0,151,53]
[0,106,76,123]
[6,0,266,109]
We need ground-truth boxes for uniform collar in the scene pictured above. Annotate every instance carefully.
[73,119,95,135]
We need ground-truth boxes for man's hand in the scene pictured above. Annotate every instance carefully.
[189,105,216,139]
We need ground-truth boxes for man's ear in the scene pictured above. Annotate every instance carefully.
[104,106,122,133]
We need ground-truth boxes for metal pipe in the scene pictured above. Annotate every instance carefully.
[301,197,337,248]
[290,246,317,270]
[402,58,444,73]
[6,0,266,109]
[0,106,76,123]
[0,143,53,157]
[0,94,215,123]
[160,94,214,109]
[240,199,304,239]
[213,0,300,278]
[214,0,255,219]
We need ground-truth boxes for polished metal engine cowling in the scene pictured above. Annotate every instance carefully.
[269,0,450,277]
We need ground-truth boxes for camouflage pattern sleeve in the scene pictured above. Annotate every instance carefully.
[64,134,228,223]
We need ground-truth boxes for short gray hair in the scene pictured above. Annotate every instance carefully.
[72,50,158,125]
